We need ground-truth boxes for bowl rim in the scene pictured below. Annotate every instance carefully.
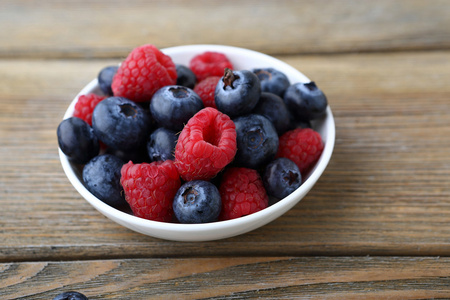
[58,44,335,240]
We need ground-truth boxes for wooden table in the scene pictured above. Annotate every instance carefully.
[1,1,450,298]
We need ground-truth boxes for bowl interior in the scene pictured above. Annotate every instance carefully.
[59,44,335,241]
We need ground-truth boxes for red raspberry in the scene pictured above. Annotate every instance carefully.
[219,167,269,221]
[193,76,221,108]
[189,51,234,82]
[175,107,237,181]
[276,128,324,175]
[73,93,105,125]
[112,44,177,102]
[120,160,181,222]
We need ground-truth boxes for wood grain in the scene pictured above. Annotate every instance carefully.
[1,257,449,299]
[1,51,449,261]
[0,0,449,58]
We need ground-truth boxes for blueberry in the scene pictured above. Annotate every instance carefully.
[252,67,290,97]
[150,85,204,131]
[214,68,261,118]
[283,81,328,121]
[173,180,221,224]
[176,64,197,89]
[57,117,99,164]
[147,127,177,161]
[52,291,88,300]
[92,96,151,151]
[233,114,279,169]
[252,92,291,135]
[98,65,118,96]
[82,154,127,208]
[263,157,302,200]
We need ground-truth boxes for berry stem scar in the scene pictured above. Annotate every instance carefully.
[222,68,237,89]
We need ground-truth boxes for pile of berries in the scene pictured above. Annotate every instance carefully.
[57,44,328,224]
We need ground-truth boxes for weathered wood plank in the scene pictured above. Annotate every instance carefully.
[0,0,449,58]
[1,257,449,299]
[1,51,450,261]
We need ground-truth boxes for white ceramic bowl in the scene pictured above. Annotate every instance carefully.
[59,44,335,242]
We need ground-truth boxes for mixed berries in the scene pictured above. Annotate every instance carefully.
[58,44,328,225]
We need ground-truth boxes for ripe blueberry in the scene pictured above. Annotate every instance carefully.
[57,117,99,164]
[214,68,261,118]
[263,157,302,200]
[52,291,88,300]
[283,81,328,121]
[233,114,279,169]
[150,85,204,131]
[83,154,127,208]
[252,92,291,135]
[92,96,151,151]
[176,64,197,89]
[98,65,118,96]
[147,127,178,161]
[173,180,221,224]
[252,67,290,97]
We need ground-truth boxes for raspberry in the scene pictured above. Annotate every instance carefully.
[189,51,233,82]
[112,44,177,102]
[193,76,221,108]
[276,128,324,175]
[219,167,269,221]
[73,93,105,125]
[175,107,237,181]
[120,160,181,222]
